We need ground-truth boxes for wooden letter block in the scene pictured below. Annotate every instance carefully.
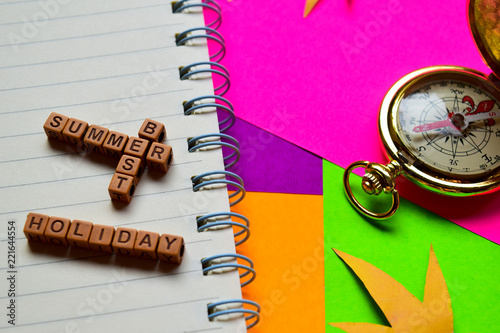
[116,155,143,184]
[157,234,184,264]
[89,224,115,253]
[112,227,137,256]
[24,212,50,242]
[67,220,93,250]
[123,136,150,162]
[139,118,166,143]
[44,216,71,246]
[43,112,69,141]
[102,131,128,159]
[134,230,159,260]
[108,173,136,203]
[146,142,173,173]
[62,118,88,148]
[83,124,109,154]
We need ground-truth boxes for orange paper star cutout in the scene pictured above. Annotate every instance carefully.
[304,0,321,17]
[330,246,454,332]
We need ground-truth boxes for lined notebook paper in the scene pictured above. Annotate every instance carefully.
[0,1,246,331]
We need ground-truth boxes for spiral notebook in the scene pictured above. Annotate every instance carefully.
[0,0,258,332]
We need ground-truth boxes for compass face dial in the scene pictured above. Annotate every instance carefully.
[397,79,500,176]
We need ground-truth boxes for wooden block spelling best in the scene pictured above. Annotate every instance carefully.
[24,213,185,264]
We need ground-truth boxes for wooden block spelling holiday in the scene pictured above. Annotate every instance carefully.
[157,233,184,264]
[23,212,50,242]
[146,142,173,173]
[138,118,166,143]
[112,227,137,256]
[88,224,115,254]
[67,220,93,250]
[134,230,160,260]
[44,216,71,246]
[43,112,69,141]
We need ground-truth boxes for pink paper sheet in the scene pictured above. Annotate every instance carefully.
[217,0,500,242]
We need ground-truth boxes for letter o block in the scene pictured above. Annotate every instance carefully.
[43,112,69,141]
[62,118,88,149]
[146,143,173,173]
[24,212,50,242]
[44,216,71,246]
[157,234,184,264]
[67,220,93,250]
[134,230,159,260]
[112,227,137,256]
[139,119,166,143]
[108,173,136,203]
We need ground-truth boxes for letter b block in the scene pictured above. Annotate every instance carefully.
[146,142,173,173]
[108,173,136,203]
[24,212,50,242]
[43,112,69,141]
[157,234,184,264]
[139,119,166,143]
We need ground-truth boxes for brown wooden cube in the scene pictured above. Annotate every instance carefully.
[139,119,166,143]
[123,136,150,162]
[24,212,50,242]
[116,155,143,184]
[83,124,109,154]
[44,216,71,246]
[102,131,128,159]
[62,118,88,148]
[146,142,173,173]
[43,112,69,141]
[89,224,115,253]
[157,234,184,264]
[112,227,137,256]
[108,173,136,203]
[67,220,93,250]
[134,230,159,260]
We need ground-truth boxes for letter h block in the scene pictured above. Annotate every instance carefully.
[24,213,50,242]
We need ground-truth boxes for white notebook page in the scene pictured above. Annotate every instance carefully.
[0,1,245,332]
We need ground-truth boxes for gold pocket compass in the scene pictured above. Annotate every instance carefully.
[343,0,500,219]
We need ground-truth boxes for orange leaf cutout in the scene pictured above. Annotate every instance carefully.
[303,0,321,17]
[330,246,453,332]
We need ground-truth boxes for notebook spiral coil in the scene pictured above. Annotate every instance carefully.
[174,0,260,329]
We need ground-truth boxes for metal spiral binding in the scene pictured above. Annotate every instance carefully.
[183,95,235,132]
[207,299,261,329]
[179,61,230,96]
[188,133,240,169]
[192,171,245,206]
[172,0,222,29]
[197,212,250,246]
[176,27,226,63]
[201,253,256,287]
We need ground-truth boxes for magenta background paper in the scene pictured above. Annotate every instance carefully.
[215,0,500,243]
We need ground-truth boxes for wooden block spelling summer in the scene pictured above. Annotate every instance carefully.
[146,142,173,173]
[23,212,50,242]
[112,227,137,256]
[83,124,109,154]
[138,118,166,143]
[102,131,129,159]
[62,118,88,149]
[108,173,136,203]
[89,224,115,253]
[67,220,93,250]
[134,230,159,260]
[116,155,143,184]
[44,216,71,246]
[157,234,184,264]
[123,136,150,162]
[43,112,69,141]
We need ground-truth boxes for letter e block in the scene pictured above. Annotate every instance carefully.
[43,112,69,141]
[24,212,50,242]
[134,230,159,260]
[62,118,88,149]
[108,173,136,203]
[146,142,173,173]
[44,216,71,246]
[139,118,166,143]
[157,234,184,264]
[84,124,109,154]
[112,227,137,256]
[89,224,115,253]
[67,220,93,250]
[116,155,143,184]
[102,131,128,159]
[123,136,150,162]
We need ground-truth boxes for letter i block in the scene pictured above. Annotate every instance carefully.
[62,118,88,149]
[123,137,150,162]
[84,124,109,154]
[44,216,71,246]
[43,112,69,141]
[139,119,166,143]
[24,213,50,242]
[67,220,93,250]
[146,142,173,173]
[102,131,129,160]
[116,155,144,184]
[108,173,136,203]
[134,230,159,260]
[157,234,184,264]
[89,224,115,253]
[112,227,137,256]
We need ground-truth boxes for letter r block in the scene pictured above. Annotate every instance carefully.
[157,234,184,264]
[134,230,159,260]
[84,124,109,154]
[146,142,173,173]
[43,112,69,141]
[112,227,137,256]
[89,224,115,253]
[44,216,71,246]
[139,118,166,143]
[24,212,50,242]
[108,173,136,203]
[67,220,93,250]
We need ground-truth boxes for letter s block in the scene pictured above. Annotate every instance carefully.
[43,112,69,141]
[157,234,184,264]
[67,220,93,250]
[24,212,50,242]
[139,118,166,143]
[44,216,71,246]
[112,227,137,256]
[146,142,173,173]
[84,124,109,154]
[108,173,136,203]
[116,155,143,184]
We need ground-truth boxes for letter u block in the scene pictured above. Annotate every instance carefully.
[84,124,109,154]
[134,230,159,260]
[24,212,50,242]
[112,227,137,256]
[62,118,88,149]
[108,173,136,203]
[89,224,115,253]
[43,112,69,141]
[157,234,184,264]
[67,220,93,250]
[139,119,166,143]
[102,131,128,159]
[146,142,173,173]
[44,216,71,246]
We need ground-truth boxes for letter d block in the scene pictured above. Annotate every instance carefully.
[67,220,93,250]
[44,216,71,246]
[43,112,69,141]
[134,230,159,260]
[84,124,109,154]
[89,224,115,253]
[146,142,173,173]
[24,212,50,242]
[102,131,128,159]
[112,227,137,256]
[139,118,166,143]
[108,173,136,203]
[157,234,184,264]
